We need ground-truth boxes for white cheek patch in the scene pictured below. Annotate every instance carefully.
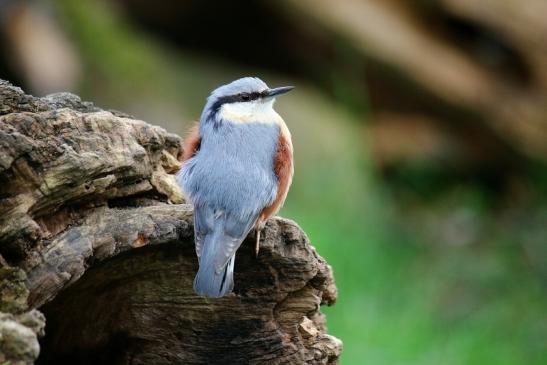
[219,100,282,125]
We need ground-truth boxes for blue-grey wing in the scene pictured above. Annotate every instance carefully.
[193,203,211,261]
[193,203,257,272]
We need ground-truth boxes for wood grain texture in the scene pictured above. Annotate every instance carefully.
[0,79,341,365]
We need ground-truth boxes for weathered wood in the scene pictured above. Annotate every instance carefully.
[0,80,341,364]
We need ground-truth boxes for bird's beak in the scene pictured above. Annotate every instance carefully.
[265,86,294,98]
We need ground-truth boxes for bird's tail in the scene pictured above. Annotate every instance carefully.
[193,231,236,298]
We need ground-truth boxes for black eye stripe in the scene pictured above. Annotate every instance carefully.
[210,91,265,114]
[240,92,261,101]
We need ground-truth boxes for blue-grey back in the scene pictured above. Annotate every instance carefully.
[178,119,279,220]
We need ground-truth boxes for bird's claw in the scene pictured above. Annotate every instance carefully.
[255,229,261,257]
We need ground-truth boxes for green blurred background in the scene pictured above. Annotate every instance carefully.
[1,0,546,363]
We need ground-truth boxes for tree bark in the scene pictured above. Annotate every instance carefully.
[0,80,342,364]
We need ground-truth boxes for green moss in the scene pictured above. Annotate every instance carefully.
[0,268,29,314]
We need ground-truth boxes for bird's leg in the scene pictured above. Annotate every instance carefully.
[255,228,261,257]
[255,218,267,257]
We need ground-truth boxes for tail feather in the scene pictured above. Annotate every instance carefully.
[191,205,257,298]
[194,255,235,297]
[193,231,236,298]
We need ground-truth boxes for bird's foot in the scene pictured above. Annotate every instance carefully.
[255,229,261,257]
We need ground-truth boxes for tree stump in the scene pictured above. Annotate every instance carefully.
[0,80,342,364]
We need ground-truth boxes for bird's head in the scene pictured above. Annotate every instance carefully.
[202,77,293,124]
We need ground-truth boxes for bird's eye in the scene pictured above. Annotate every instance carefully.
[240,93,250,102]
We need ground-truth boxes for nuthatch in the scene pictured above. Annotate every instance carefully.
[177,77,294,298]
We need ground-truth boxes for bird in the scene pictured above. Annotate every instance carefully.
[176,77,294,298]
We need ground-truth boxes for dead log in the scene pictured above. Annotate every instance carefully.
[0,80,342,364]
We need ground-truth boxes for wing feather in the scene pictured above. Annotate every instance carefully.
[193,204,257,271]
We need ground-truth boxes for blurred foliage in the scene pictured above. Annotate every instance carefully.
[13,0,543,363]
